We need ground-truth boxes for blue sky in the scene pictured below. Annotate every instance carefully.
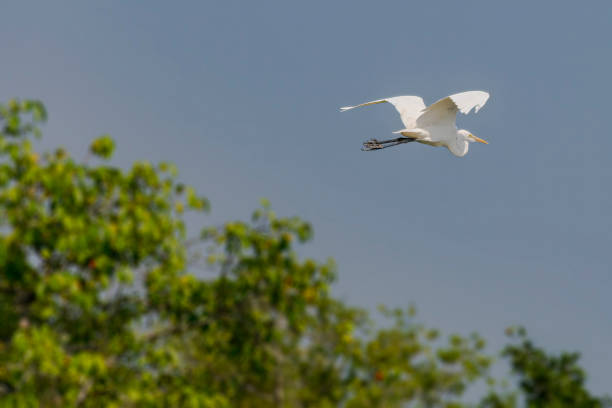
[2,1,611,394]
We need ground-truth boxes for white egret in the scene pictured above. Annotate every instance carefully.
[340,90,490,157]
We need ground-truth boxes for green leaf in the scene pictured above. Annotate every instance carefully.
[90,134,116,159]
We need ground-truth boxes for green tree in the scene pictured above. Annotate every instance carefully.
[0,99,608,407]
[498,328,610,408]
[479,329,612,408]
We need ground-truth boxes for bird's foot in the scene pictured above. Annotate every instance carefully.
[362,139,384,151]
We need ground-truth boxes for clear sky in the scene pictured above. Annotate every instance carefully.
[2,0,611,394]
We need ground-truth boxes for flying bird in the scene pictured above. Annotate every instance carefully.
[340,91,490,157]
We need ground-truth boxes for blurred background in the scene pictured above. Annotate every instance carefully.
[1,0,610,394]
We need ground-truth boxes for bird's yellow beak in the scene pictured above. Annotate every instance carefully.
[470,134,488,144]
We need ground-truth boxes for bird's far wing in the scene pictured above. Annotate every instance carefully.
[416,91,489,127]
[340,96,426,129]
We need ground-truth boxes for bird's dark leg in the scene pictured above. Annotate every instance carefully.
[362,137,416,151]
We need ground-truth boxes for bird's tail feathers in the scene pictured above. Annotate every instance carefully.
[392,128,426,138]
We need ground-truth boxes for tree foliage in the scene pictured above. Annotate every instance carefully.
[0,99,608,407]
[496,328,610,408]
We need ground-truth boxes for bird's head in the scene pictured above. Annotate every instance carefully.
[458,129,488,145]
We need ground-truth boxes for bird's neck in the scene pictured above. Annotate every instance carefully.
[448,133,469,157]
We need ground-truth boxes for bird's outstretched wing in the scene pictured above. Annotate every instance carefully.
[340,96,426,129]
[416,91,489,127]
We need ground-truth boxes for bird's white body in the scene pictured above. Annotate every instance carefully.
[340,91,490,157]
